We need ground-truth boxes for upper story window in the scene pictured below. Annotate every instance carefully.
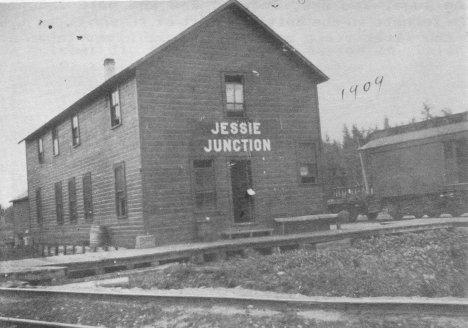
[52,127,59,156]
[298,143,318,184]
[110,88,122,128]
[71,114,80,147]
[225,75,245,117]
[38,138,44,164]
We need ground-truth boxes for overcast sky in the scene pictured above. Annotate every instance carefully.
[0,0,466,207]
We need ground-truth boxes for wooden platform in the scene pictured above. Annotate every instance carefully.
[1,217,468,281]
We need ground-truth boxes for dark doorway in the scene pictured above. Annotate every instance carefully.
[230,160,254,223]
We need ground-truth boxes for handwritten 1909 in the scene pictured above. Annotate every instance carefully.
[342,76,384,100]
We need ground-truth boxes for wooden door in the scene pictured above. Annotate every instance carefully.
[230,160,254,223]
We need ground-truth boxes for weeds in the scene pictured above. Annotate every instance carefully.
[129,229,468,298]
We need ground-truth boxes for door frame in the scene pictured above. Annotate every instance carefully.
[228,158,255,225]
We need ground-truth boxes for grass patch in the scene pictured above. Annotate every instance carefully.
[129,229,468,298]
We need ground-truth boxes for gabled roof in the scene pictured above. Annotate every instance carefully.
[20,0,328,143]
[10,191,28,203]
[359,121,468,151]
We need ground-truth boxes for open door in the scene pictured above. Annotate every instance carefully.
[230,160,254,223]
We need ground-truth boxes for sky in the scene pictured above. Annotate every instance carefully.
[0,0,466,207]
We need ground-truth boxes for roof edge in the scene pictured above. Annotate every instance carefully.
[20,0,328,143]
[128,0,329,82]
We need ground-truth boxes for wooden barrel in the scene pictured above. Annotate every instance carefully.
[89,224,103,247]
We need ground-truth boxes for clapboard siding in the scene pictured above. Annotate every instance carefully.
[25,77,145,247]
[137,5,324,246]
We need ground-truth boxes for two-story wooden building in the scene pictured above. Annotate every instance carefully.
[21,0,328,248]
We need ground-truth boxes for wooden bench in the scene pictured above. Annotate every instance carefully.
[222,227,275,239]
[274,214,340,235]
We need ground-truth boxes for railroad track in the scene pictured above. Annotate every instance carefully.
[0,316,97,328]
[1,287,468,319]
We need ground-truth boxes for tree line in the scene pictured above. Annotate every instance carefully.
[321,104,454,196]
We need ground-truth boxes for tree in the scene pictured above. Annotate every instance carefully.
[421,102,435,120]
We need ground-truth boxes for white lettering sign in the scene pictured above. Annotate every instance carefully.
[204,122,271,153]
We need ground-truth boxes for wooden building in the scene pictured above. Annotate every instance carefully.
[21,0,328,248]
[360,112,468,218]
[9,191,30,245]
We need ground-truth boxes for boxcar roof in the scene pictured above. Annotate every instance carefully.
[359,121,468,151]
[20,0,328,143]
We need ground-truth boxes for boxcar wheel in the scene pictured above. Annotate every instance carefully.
[387,203,403,220]
[348,210,359,223]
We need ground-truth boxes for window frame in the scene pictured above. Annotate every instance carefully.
[68,177,78,223]
[192,159,217,212]
[109,87,122,128]
[55,181,63,225]
[222,73,246,118]
[71,114,80,147]
[52,127,60,156]
[82,172,93,221]
[297,143,318,185]
[36,188,43,225]
[114,162,128,219]
[38,137,44,164]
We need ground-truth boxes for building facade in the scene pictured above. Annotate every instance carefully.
[22,0,328,248]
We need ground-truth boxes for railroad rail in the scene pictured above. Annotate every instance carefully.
[0,316,98,328]
[1,287,468,316]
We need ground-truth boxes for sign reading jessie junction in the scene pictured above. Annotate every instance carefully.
[203,122,271,153]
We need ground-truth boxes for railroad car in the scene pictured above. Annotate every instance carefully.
[357,112,468,220]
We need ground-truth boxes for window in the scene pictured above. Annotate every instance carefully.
[52,127,59,156]
[298,143,318,184]
[71,115,80,146]
[68,178,78,223]
[55,182,63,224]
[83,173,93,221]
[110,88,121,127]
[193,160,216,210]
[444,142,454,159]
[225,75,245,117]
[36,188,43,224]
[114,163,127,218]
[38,138,44,163]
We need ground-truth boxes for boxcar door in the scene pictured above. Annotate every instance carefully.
[230,160,254,223]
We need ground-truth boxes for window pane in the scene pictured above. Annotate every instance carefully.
[72,115,78,128]
[193,160,215,210]
[112,90,119,105]
[301,176,316,184]
[36,188,42,223]
[115,164,127,218]
[83,174,93,221]
[68,178,77,222]
[115,166,124,191]
[226,83,235,103]
[234,84,243,103]
[299,165,309,176]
